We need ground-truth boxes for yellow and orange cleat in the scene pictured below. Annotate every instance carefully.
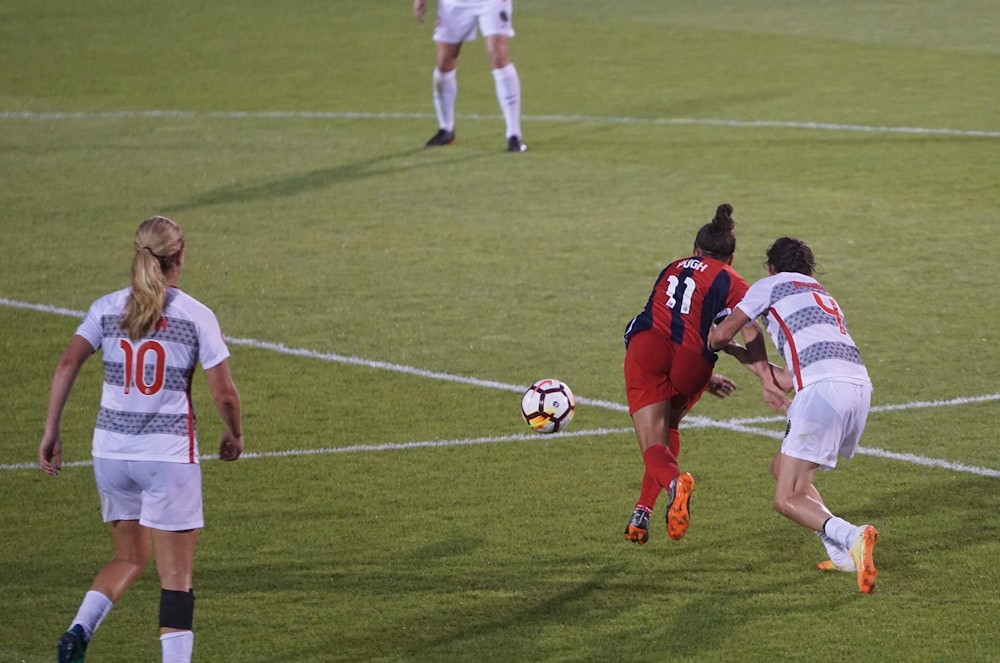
[666,472,695,541]
[849,525,879,593]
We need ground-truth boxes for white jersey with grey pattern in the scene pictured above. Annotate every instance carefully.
[75,287,230,463]
[735,272,870,392]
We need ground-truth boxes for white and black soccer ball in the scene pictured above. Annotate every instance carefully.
[520,378,576,433]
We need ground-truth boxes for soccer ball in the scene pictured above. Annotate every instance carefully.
[520,378,576,433]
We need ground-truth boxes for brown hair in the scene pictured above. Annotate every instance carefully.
[694,203,737,259]
[120,216,185,340]
[766,237,815,276]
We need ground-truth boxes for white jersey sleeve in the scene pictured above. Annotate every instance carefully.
[76,294,114,350]
[736,273,870,392]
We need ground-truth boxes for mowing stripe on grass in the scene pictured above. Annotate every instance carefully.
[3,296,999,478]
[2,110,999,139]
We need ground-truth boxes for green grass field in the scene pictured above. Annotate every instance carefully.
[2,1,999,661]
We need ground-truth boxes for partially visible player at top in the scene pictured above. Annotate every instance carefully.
[708,236,879,593]
[413,0,527,153]
[39,216,244,662]
[622,204,787,546]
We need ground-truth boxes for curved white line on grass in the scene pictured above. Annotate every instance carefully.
[0,427,636,472]
[239,426,634,458]
[6,426,999,478]
[0,297,89,319]
[3,297,998,477]
[684,417,1000,478]
[855,448,1000,477]
[2,110,998,139]
[726,392,1000,426]
[529,114,1000,138]
[228,336,632,411]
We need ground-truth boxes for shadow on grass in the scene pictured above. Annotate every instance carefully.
[191,471,1000,661]
[849,471,1000,570]
[161,148,489,213]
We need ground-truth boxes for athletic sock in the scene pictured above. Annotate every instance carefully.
[432,68,457,132]
[637,470,661,510]
[70,590,113,641]
[823,516,859,550]
[816,531,854,570]
[641,444,679,498]
[161,630,195,663]
[667,428,681,460]
[491,63,522,138]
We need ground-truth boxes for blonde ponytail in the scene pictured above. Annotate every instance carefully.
[120,216,185,340]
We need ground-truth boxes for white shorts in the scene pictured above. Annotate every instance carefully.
[781,379,872,469]
[433,0,514,43]
[93,458,204,531]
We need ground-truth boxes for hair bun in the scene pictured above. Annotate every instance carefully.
[712,203,734,231]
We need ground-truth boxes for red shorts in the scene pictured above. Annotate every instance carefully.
[624,330,713,415]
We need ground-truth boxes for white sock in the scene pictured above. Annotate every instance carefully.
[71,590,114,641]
[161,630,194,663]
[491,63,522,138]
[432,68,457,132]
[816,531,855,571]
[823,516,859,550]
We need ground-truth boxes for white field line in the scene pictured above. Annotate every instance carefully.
[4,300,1000,478]
[1,110,998,139]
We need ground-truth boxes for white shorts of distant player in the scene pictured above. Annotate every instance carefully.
[94,458,204,530]
[781,379,872,470]
[433,0,515,42]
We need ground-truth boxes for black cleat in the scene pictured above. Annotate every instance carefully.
[624,507,651,545]
[57,625,88,662]
[425,129,456,147]
[507,135,527,152]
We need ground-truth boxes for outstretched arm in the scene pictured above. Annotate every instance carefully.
[709,310,791,414]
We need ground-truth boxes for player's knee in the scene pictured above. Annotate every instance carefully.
[772,494,792,517]
[114,548,152,569]
[159,588,195,630]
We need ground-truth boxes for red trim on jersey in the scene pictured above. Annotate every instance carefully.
[186,387,196,463]
[767,306,804,391]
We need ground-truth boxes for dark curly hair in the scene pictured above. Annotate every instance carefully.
[766,237,815,276]
[693,203,737,259]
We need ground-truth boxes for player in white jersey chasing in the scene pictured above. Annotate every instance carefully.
[708,236,879,594]
[413,0,527,152]
[39,216,244,661]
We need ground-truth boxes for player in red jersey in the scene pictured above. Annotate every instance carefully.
[622,204,787,545]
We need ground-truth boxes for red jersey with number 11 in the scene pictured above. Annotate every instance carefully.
[624,255,749,365]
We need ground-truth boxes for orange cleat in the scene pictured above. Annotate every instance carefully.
[666,472,695,541]
[849,525,879,593]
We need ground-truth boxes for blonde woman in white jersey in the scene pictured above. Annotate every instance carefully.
[413,0,527,152]
[39,216,244,661]
[708,237,878,594]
